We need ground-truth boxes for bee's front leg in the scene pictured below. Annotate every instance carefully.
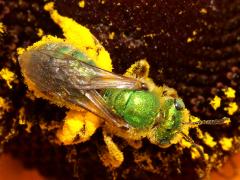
[56,109,101,145]
[125,59,150,79]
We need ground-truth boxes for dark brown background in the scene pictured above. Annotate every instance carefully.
[0,0,240,179]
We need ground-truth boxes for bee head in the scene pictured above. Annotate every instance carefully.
[148,97,190,147]
[147,95,230,148]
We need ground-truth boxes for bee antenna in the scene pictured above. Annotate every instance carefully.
[182,117,230,126]
[180,132,205,159]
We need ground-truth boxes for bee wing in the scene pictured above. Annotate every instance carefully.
[79,90,129,128]
[19,43,137,128]
[71,60,146,90]
[33,43,146,90]
[60,88,129,128]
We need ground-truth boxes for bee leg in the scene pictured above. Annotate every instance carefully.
[98,131,124,168]
[56,109,101,145]
[124,59,150,79]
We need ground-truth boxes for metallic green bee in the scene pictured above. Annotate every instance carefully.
[19,42,227,150]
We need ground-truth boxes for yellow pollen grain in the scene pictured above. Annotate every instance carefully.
[203,132,217,148]
[78,0,85,8]
[109,32,115,40]
[191,148,200,159]
[180,138,191,148]
[210,95,221,110]
[44,2,112,71]
[219,137,233,151]
[187,37,193,43]
[195,128,204,139]
[0,68,17,89]
[222,117,231,125]
[0,22,5,34]
[17,47,25,55]
[136,27,141,31]
[18,107,26,125]
[190,146,208,160]
[27,35,65,53]
[143,33,155,38]
[190,116,200,123]
[180,138,207,160]
[224,102,238,115]
[200,8,207,14]
[223,87,236,99]
[37,28,44,37]
[192,30,197,36]
[0,97,11,112]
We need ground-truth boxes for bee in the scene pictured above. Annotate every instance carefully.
[19,41,228,147]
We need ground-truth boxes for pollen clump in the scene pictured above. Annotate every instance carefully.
[223,87,236,99]
[195,128,204,139]
[57,110,100,145]
[18,107,32,133]
[202,132,217,148]
[224,102,238,115]
[26,35,64,52]
[180,138,191,148]
[200,8,208,14]
[210,95,221,110]
[0,22,5,34]
[219,137,233,151]
[187,37,193,43]
[78,0,85,8]
[44,2,112,72]
[0,97,10,111]
[191,146,208,160]
[223,117,231,125]
[109,32,115,40]
[17,47,25,55]
[179,139,207,160]
[0,68,17,88]
[0,97,11,118]
[37,28,44,37]
[18,107,26,125]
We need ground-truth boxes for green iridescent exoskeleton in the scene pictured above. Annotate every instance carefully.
[103,87,187,146]
[44,43,96,65]
[154,98,186,145]
[103,89,160,129]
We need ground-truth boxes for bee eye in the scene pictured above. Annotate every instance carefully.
[174,99,185,110]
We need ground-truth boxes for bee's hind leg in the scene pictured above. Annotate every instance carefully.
[56,109,101,145]
[98,131,124,169]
